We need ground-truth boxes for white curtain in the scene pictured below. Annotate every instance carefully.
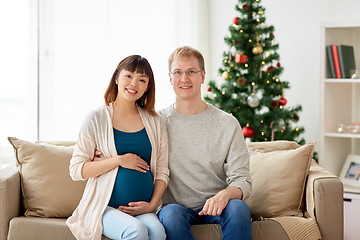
[38,0,210,141]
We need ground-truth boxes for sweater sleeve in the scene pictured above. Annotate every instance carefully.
[69,112,97,181]
[154,116,170,185]
[224,119,252,200]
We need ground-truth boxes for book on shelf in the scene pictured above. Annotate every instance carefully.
[331,45,342,79]
[337,45,356,78]
[326,45,336,78]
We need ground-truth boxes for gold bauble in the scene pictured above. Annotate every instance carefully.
[252,43,263,55]
[222,71,230,80]
[258,10,264,15]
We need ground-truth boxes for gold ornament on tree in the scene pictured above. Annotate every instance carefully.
[252,33,263,55]
[222,71,230,80]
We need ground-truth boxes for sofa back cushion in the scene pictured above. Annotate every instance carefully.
[8,137,86,218]
[245,141,315,219]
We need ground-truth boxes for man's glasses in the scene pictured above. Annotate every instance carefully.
[170,70,202,79]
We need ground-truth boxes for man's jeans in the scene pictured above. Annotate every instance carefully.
[158,199,252,240]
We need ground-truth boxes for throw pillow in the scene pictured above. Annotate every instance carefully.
[245,141,315,219]
[8,137,86,218]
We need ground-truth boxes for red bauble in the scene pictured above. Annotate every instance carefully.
[277,62,281,67]
[233,17,240,25]
[279,97,287,106]
[207,87,212,92]
[242,126,254,138]
[266,66,275,72]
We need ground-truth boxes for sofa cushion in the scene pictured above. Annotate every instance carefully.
[245,141,315,219]
[8,137,86,218]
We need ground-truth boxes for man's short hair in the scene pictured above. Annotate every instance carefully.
[168,46,205,71]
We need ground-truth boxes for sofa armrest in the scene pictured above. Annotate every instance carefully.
[0,164,21,240]
[305,160,343,240]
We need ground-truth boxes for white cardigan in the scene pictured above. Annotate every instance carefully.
[66,104,169,240]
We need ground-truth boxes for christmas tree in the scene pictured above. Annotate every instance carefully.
[205,0,305,144]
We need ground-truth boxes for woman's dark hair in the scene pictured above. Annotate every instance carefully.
[104,55,156,116]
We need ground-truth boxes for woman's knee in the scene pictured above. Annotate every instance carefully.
[124,220,149,240]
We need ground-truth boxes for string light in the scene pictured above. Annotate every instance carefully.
[245,63,249,67]
[214,93,217,97]
[249,39,252,43]
[295,128,299,131]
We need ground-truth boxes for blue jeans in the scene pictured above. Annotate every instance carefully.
[102,206,166,240]
[158,199,252,240]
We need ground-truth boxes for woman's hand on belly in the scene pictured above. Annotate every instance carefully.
[118,201,156,216]
[117,153,149,173]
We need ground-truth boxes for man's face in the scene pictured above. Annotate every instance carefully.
[169,55,205,101]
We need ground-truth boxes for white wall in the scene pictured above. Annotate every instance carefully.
[208,0,360,146]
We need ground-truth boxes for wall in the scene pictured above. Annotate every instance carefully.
[208,0,360,148]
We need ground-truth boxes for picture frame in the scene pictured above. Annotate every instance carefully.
[339,155,360,189]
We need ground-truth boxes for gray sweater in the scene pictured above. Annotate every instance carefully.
[159,103,252,210]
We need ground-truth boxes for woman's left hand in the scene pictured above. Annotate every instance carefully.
[118,201,155,216]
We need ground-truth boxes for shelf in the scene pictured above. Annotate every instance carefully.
[325,79,360,83]
[324,132,360,138]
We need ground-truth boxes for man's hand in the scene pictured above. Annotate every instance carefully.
[198,187,243,216]
[93,150,104,161]
[118,201,155,216]
[198,190,231,216]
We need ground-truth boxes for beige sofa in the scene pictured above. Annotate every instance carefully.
[0,138,343,240]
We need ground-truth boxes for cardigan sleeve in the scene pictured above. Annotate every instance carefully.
[69,111,97,181]
[154,116,170,185]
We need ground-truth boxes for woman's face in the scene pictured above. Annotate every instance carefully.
[116,69,149,103]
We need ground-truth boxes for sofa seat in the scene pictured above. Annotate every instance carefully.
[7,216,289,240]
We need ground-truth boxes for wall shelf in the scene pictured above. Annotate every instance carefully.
[319,22,360,176]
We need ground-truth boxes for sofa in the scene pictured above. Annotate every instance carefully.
[0,138,343,240]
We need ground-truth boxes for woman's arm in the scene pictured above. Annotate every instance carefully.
[82,152,150,179]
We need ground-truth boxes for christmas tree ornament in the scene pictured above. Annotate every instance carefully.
[237,77,246,86]
[242,125,254,138]
[242,3,250,11]
[293,113,299,121]
[235,54,247,63]
[258,9,264,15]
[233,17,240,25]
[247,92,260,108]
[207,87,212,92]
[252,33,263,55]
[270,100,279,109]
[266,65,275,72]
[222,71,230,80]
[279,97,287,106]
[277,62,281,67]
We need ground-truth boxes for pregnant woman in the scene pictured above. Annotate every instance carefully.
[66,55,169,240]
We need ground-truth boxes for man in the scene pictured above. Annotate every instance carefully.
[158,46,252,240]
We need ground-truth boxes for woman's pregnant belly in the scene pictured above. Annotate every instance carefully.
[108,168,154,208]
